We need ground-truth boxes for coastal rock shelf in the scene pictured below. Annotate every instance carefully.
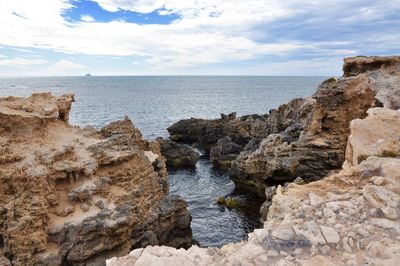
[0,93,192,265]
[107,107,400,265]
[108,56,400,265]
[168,56,400,196]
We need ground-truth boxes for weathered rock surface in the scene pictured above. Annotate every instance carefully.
[168,56,400,191]
[0,93,192,265]
[344,107,400,167]
[107,106,400,266]
[156,137,200,168]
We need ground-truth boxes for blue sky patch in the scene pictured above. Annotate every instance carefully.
[62,0,180,24]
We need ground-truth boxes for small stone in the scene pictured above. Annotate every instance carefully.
[266,250,279,257]
[129,248,144,258]
[294,248,303,255]
[323,208,336,218]
[80,203,90,212]
[341,237,352,252]
[309,192,324,206]
[370,176,385,186]
[357,227,369,237]
[320,245,331,255]
[320,225,340,244]
[272,227,296,241]
[294,176,304,184]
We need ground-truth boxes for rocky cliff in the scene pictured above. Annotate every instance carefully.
[168,56,400,195]
[0,93,192,265]
[107,106,400,265]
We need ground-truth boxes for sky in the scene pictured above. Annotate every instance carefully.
[0,0,399,76]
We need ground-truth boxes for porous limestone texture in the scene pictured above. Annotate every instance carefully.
[0,93,192,265]
[168,56,400,191]
[107,106,400,265]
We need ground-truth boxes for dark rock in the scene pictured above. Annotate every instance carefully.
[156,137,200,168]
[210,137,242,171]
[167,56,400,193]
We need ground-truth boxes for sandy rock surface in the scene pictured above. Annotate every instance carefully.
[0,93,192,265]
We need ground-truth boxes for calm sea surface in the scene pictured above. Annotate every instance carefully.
[0,76,327,247]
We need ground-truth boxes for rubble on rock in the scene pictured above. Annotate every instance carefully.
[0,93,192,265]
[107,106,400,265]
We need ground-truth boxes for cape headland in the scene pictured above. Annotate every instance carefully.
[0,93,192,265]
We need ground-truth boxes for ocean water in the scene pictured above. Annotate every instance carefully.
[0,76,328,247]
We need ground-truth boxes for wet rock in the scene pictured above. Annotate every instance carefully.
[156,137,200,168]
[216,196,241,209]
[210,137,242,171]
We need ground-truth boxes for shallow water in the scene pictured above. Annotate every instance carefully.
[0,75,327,246]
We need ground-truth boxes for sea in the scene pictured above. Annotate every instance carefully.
[0,76,327,247]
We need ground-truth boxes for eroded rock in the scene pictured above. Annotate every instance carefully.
[0,93,192,265]
[156,137,200,168]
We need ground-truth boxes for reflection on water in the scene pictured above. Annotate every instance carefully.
[168,158,264,247]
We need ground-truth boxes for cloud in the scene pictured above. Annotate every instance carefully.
[80,15,95,22]
[0,57,48,66]
[52,59,86,69]
[0,0,399,74]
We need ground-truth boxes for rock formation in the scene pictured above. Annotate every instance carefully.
[107,106,400,265]
[168,56,400,193]
[156,138,200,168]
[0,93,192,265]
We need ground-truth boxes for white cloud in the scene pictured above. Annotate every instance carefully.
[0,0,398,74]
[0,0,303,69]
[80,15,95,22]
[52,59,86,69]
[0,57,48,66]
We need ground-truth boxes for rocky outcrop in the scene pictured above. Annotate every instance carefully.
[156,138,200,168]
[107,106,400,266]
[344,108,400,167]
[0,93,192,265]
[168,56,400,192]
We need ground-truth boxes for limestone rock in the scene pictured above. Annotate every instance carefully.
[319,225,340,244]
[108,104,400,266]
[168,56,400,194]
[344,108,400,167]
[0,93,192,265]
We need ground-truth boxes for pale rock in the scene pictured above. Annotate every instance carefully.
[299,255,337,266]
[267,250,279,257]
[294,222,326,246]
[323,208,336,219]
[368,218,400,233]
[357,228,369,237]
[276,259,296,266]
[363,184,400,219]
[320,225,341,244]
[371,176,385,186]
[309,192,324,206]
[271,227,296,241]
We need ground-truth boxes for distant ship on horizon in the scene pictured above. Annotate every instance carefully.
[85,69,92,77]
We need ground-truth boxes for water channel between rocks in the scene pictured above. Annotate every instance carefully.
[168,158,264,247]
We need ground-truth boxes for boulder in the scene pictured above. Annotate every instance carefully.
[156,138,200,168]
